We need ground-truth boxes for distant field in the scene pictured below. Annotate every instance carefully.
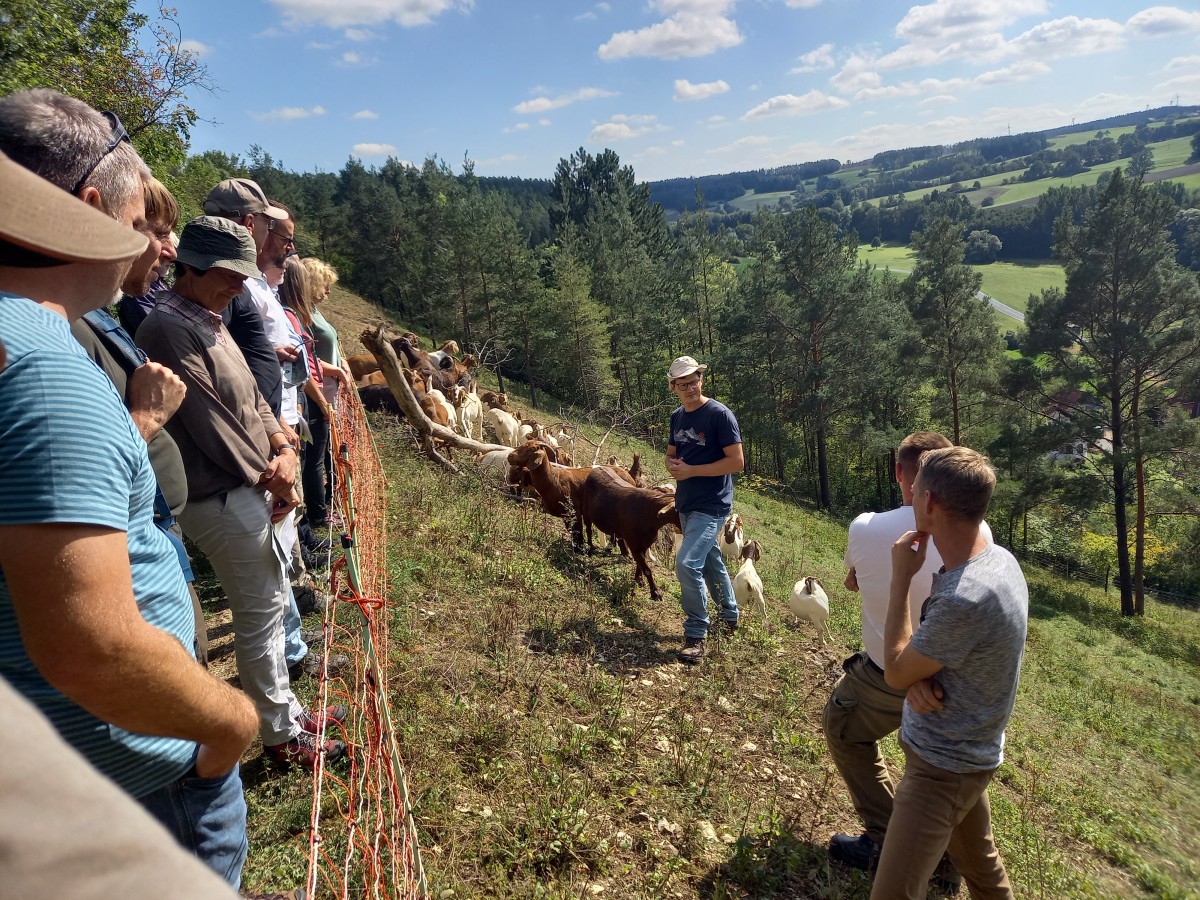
[857,245,1063,317]
[861,132,1197,211]
[976,259,1065,313]
[1047,124,1138,149]
[727,188,796,212]
[858,243,916,272]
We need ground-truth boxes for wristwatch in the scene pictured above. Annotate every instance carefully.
[271,443,299,459]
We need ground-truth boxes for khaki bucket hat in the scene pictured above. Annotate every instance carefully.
[0,149,148,265]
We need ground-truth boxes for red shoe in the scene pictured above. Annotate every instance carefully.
[264,731,347,768]
[297,704,348,734]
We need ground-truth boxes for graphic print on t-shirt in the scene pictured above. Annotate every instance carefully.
[674,426,706,447]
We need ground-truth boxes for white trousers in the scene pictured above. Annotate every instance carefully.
[179,486,303,745]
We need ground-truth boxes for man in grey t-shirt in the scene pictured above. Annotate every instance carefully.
[873,447,1028,900]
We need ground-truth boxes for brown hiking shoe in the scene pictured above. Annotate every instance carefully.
[678,636,706,665]
[264,730,347,769]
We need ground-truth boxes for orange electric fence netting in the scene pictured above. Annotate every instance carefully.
[301,381,427,899]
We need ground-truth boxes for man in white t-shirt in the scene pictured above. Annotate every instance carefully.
[825,432,992,890]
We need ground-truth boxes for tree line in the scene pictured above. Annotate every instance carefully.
[8,0,1200,616]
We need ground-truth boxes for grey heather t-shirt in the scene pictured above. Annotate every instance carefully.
[903,543,1028,773]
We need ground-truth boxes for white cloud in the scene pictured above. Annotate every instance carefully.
[742,89,848,120]
[598,0,742,60]
[1006,16,1125,60]
[789,42,834,74]
[1126,6,1200,38]
[921,94,958,106]
[973,59,1050,85]
[830,56,882,94]
[252,105,327,121]
[351,109,379,119]
[701,114,727,126]
[1165,55,1200,70]
[268,0,473,29]
[513,86,617,114]
[707,134,773,154]
[785,0,823,7]
[502,122,531,133]
[340,51,362,64]
[344,27,373,40]
[576,11,596,20]
[179,39,211,58]
[588,113,668,142]
[674,78,730,101]
[539,118,552,126]
[894,0,1046,46]
[590,122,638,141]
[1159,72,1200,91]
[353,142,399,156]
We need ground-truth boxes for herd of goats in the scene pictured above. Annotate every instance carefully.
[347,330,835,642]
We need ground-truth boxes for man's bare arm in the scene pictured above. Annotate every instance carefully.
[883,530,944,690]
[0,523,258,777]
[668,442,744,481]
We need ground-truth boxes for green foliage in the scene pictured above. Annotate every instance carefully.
[1026,169,1200,615]
[0,1,213,173]
[904,217,1004,444]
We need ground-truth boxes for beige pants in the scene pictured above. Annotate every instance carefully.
[871,743,1013,900]
[822,651,907,844]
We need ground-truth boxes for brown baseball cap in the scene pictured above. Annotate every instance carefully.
[202,177,288,220]
[0,149,147,265]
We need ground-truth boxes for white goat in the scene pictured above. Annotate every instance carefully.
[719,513,744,562]
[486,407,521,447]
[788,576,830,645]
[732,540,768,628]
[452,384,484,440]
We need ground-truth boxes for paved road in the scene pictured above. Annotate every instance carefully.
[980,290,1024,323]
[881,265,1025,323]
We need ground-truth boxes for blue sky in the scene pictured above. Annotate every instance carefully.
[155,0,1200,182]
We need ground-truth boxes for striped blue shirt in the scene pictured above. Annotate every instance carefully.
[0,295,195,797]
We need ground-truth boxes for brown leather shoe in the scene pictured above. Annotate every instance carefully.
[678,636,706,665]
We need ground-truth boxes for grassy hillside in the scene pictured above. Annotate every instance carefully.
[235,287,1200,899]
[857,244,1065,316]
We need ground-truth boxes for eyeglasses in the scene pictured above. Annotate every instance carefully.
[673,378,702,390]
[70,111,131,196]
[269,228,296,248]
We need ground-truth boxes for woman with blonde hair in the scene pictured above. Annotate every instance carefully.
[282,257,347,529]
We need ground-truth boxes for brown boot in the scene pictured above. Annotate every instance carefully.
[678,636,706,665]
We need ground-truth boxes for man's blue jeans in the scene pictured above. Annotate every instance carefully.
[139,761,249,888]
[283,586,308,668]
[676,510,738,639]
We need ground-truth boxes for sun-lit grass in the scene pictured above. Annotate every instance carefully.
[976,259,1065,314]
[857,243,916,273]
[235,287,1200,899]
[726,188,798,212]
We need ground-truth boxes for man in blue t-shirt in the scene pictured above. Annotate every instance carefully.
[0,90,257,888]
[665,356,744,665]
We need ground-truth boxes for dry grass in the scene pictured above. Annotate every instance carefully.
[223,288,1200,899]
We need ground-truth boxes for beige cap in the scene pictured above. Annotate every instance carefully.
[202,177,287,220]
[668,356,708,384]
[0,149,147,265]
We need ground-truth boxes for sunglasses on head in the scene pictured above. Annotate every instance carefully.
[70,111,131,196]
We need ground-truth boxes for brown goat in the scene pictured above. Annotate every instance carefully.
[394,337,475,395]
[579,467,680,602]
[507,444,633,547]
[347,353,380,381]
